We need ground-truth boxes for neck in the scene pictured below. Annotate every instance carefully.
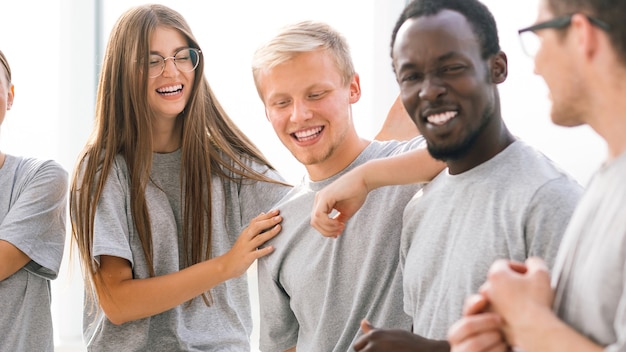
[582,47,626,160]
[152,116,183,153]
[306,137,370,182]
[588,104,626,161]
[447,119,515,175]
[0,151,5,169]
[585,70,626,161]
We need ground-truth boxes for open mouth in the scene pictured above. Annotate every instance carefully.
[156,84,183,96]
[292,126,323,142]
[426,111,458,126]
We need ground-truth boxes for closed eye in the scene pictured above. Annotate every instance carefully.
[308,91,326,99]
[149,56,163,67]
[400,72,424,83]
[439,65,465,75]
[273,99,291,108]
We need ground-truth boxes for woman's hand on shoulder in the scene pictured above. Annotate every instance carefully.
[219,210,283,278]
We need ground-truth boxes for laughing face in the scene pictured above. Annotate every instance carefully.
[147,26,195,122]
[392,10,504,162]
[257,49,362,177]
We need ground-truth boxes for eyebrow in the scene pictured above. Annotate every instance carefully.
[397,50,464,72]
[149,46,189,56]
[436,51,463,63]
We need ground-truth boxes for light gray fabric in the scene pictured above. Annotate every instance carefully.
[401,140,583,340]
[551,150,626,352]
[258,137,426,352]
[0,155,68,352]
[85,150,290,352]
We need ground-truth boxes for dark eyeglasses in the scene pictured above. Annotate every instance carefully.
[517,14,610,57]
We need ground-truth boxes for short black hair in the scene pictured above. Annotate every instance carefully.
[547,0,626,65]
[390,0,500,61]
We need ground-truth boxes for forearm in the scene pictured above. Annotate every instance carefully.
[361,147,443,190]
[513,306,603,352]
[429,339,451,352]
[97,256,231,324]
[0,240,31,281]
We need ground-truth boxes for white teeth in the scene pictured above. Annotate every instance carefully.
[157,84,183,94]
[427,111,458,126]
[294,127,323,141]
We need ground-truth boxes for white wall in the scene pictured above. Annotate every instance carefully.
[1,1,606,351]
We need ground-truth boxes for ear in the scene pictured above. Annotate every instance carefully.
[570,13,600,61]
[490,51,508,84]
[6,83,14,110]
[349,73,361,104]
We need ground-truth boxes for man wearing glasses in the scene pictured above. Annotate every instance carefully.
[310,0,584,350]
[448,0,626,351]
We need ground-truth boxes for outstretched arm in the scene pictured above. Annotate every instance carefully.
[95,210,283,325]
[311,147,445,237]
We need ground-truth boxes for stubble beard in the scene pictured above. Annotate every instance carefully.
[426,107,493,162]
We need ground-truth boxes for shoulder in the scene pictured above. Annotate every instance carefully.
[367,135,426,157]
[14,157,68,186]
[504,141,580,186]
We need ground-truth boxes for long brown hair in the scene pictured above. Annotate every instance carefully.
[70,4,284,305]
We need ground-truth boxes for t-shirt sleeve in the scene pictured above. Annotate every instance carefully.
[525,176,583,270]
[257,256,299,351]
[92,160,134,267]
[0,160,68,280]
[239,164,291,225]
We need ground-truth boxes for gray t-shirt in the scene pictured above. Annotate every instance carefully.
[85,150,290,351]
[551,150,626,352]
[0,155,68,352]
[258,137,426,352]
[401,140,583,339]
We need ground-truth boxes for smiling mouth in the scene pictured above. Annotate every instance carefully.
[292,126,323,142]
[426,111,458,126]
[156,84,183,96]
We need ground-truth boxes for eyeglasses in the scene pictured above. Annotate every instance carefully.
[148,48,201,78]
[518,14,610,58]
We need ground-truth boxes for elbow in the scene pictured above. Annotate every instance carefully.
[98,298,135,325]
[101,306,132,326]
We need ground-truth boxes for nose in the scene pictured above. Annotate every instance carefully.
[290,99,313,122]
[161,57,179,78]
[418,76,446,102]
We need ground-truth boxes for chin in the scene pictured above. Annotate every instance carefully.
[550,108,586,127]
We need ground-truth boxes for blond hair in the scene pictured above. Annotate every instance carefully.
[251,20,355,96]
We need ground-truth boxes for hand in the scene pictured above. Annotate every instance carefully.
[448,294,508,352]
[479,258,554,347]
[311,172,369,238]
[354,319,448,352]
[219,209,282,278]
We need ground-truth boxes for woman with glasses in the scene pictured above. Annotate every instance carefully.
[70,4,290,351]
[0,50,68,352]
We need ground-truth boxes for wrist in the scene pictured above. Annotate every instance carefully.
[510,304,557,350]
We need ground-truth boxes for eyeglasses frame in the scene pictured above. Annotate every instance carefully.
[148,47,202,78]
[517,14,610,58]
[518,13,610,35]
